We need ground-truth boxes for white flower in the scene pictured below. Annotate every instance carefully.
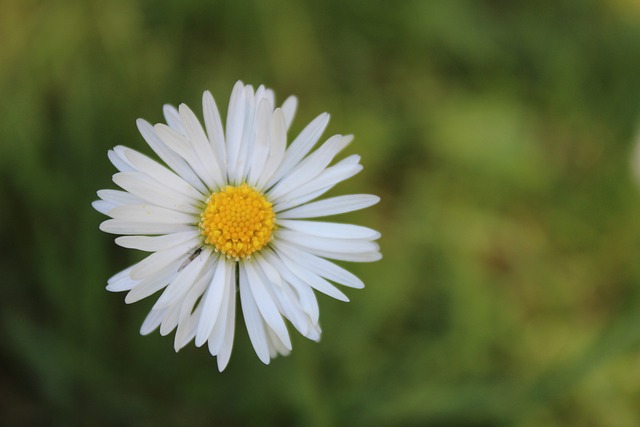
[93,81,381,371]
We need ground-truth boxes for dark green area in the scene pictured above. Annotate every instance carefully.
[2,0,640,425]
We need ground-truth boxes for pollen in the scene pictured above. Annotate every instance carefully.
[199,183,275,260]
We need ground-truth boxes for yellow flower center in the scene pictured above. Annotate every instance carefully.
[199,183,275,260]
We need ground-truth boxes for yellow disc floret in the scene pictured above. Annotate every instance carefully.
[199,183,275,260]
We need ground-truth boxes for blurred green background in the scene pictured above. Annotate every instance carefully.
[2,0,640,425]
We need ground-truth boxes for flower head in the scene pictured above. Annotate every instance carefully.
[93,81,381,370]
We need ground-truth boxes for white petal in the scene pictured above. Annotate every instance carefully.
[307,323,322,341]
[207,274,230,354]
[274,241,365,288]
[254,84,266,103]
[195,258,227,346]
[208,260,235,355]
[140,308,165,335]
[277,229,378,254]
[174,303,202,351]
[153,248,212,309]
[115,230,200,252]
[136,119,208,193]
[226,81,246,181]
[97,189,142,206]
[266,326,291,357]
[277,194,380,219]
[277,219,380,240]
[268,134,352,201]
[244,262,292,350]
[262,250,320,323]
[159,303,181,336]
[216,270,236,371]
[281,95,297,130]
[262,88,275,108]
[130,237,200,280]
[125,266,177,304]
[256,108,287,190]
[99,219,194,235]
[269,113,330,186]
[163,104,186,134]
[92,200,115,215]
[107,204,196,225]
[178,256,216,321]
[339,154,361,165]
[112,171,201,214]
[277,252,349,302]
[106,266,137,292]
[253,254,283,289]
[247,99,272,186]
[179,103,224,187]
[203,90,227,177]
[277,163,363,205]
[234,85,256,183]
[261,271,311,337]
[154,123,219,191]
[272,185,334,213]
[239,264,271,364]
[294,283,320,325]
[297,248,382,263]
[108,147,135,172]
[174,256,218,350]
[121,146,205,201]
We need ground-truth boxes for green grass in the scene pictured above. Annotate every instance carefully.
[2,0,640,425]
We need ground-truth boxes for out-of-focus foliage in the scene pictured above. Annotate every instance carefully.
[2,0,640,425]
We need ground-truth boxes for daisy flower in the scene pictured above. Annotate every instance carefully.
[93,81,381,371]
